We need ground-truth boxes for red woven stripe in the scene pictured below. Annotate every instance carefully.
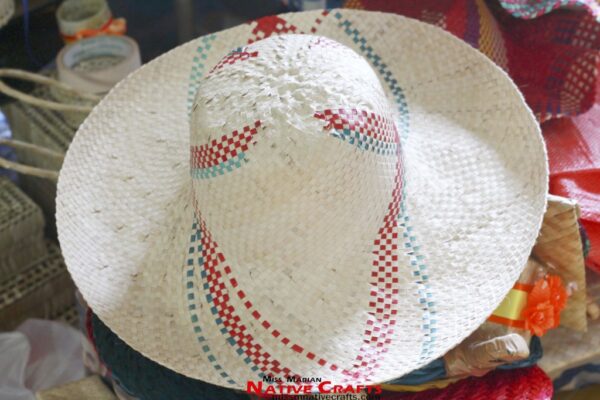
[209,50,259,74]
[247,11,329,43]
[191,121,261,169]
[197,214,291,376]
[247,15,299,44]
[346,110,402,380]
[314,108,399,144]
[194,108,402,381]
[195,207,350,376]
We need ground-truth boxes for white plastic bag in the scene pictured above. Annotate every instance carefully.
[0,319,86,400]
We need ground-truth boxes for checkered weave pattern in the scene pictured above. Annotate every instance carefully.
[56,9,547,390]
[314,109,398,144]
[314,109,399,156]
[208,49,259,74]
[248,15,299,44]
[191,121,262,169]
[195,212,297,378]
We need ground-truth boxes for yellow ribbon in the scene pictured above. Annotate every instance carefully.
[487,283,533,329]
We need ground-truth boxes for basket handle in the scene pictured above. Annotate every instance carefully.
[0,139,63,181]
[0,68,100,113]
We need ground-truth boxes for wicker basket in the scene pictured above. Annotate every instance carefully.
[4,87,73,236]
[532,194,587,332]
[0,177,47,280]
[1,69,96,235]
[52,303,80,327]
[0,241,76,331]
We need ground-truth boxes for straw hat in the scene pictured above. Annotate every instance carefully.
[88,311,553,400]
[56,10,548,389]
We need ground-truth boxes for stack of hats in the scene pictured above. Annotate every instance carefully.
[0,177,75,330]
[56,8,557,400]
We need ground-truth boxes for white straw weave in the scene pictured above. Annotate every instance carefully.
[56,10,547,388]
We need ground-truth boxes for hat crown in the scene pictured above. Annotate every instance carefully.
[189,34,402,345]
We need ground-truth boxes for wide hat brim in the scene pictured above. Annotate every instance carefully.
[57,9,548,389]
[89,312,553,400]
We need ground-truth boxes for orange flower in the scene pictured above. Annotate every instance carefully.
[522,301,555,337]
[521,274,568,336]
[547,275,568,321]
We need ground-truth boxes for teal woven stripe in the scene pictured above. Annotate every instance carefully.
[330,128,398,156]
[187,34,217,116]
[193,222,265,379]
[186,221,237,386]
[186,35,264,380]
[191,153,247,180]
[184,34,238,385]
[334,11,437,360]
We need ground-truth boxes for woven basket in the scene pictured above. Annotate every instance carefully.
[532,194,587,332]
[1,69,96,232]
[5,82,78,151]
[53,303,80,327]
[0,69,96,126]
[587,270,600,319]
[0,177,47,279]
[0,241,76,331]
[5,95,73,233]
